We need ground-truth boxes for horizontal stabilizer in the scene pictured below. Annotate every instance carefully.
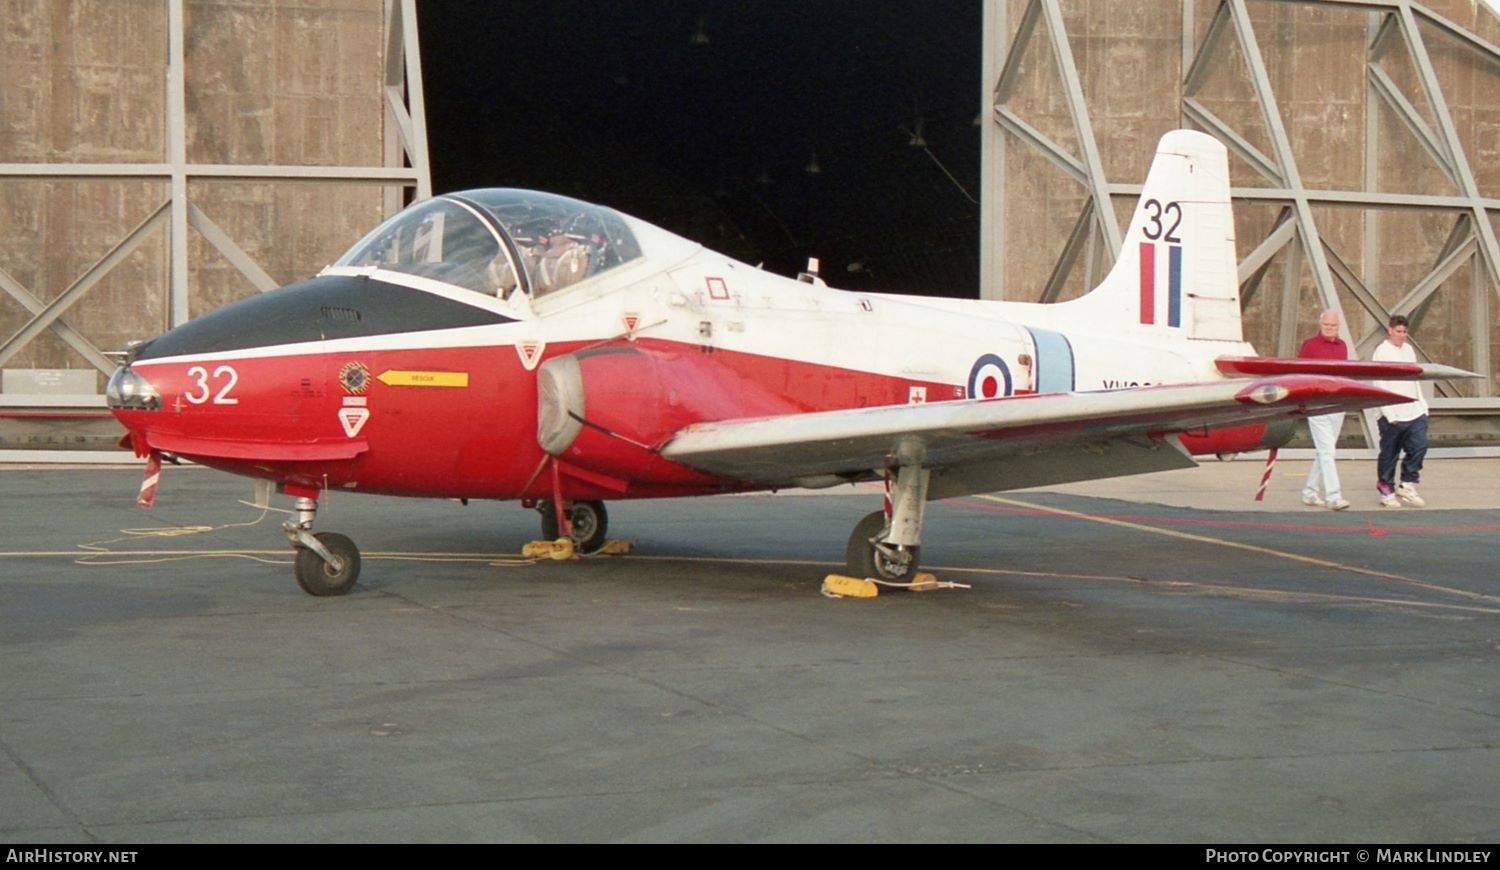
[1215,356,1479,381]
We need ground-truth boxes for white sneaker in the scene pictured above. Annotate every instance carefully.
[1396,482,1425,507]
[1379,491,1401,508]
[1302,493,1325,507]
[1328,497,1350,511]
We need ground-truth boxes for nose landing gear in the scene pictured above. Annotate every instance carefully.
[285,495,362,596]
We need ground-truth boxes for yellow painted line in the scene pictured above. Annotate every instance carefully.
[628,554,836,568]
[0,548,538,570]
[975,494,1500,606]
[15,541,1499,616]
[930,562,1500,617]
[376,369,469,388]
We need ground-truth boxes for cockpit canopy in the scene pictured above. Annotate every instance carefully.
[332,189,643,299]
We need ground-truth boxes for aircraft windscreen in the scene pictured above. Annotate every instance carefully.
[333,190,643,300]
[334,198,510,296]
[461,190,643,298]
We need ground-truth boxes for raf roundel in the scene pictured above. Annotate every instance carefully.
[966,354,1012,400]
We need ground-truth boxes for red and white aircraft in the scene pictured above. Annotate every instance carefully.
[107,130,1459,595]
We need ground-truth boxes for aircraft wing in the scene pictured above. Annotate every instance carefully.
[1214,356,1478,380]
[659,375,1403,499]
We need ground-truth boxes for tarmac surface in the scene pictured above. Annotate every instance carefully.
[1,458,1497,843]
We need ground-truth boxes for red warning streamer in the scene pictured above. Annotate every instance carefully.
[137,451,162,509]
[1254,447,1278,502]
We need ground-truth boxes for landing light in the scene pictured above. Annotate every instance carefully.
[1246,384,1290,404]
[106,366,161,411]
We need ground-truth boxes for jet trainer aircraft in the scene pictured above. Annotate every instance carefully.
[107,130,1460,595]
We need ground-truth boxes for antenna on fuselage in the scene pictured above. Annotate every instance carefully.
[797,256,823,285]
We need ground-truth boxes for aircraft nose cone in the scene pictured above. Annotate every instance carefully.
[106,362,167,459]
[105,364,161,412]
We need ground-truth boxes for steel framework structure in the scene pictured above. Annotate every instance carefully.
[0,0,430,405]
[981,0,1500,445]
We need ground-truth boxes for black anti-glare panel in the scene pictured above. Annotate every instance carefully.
[134,275,515,360]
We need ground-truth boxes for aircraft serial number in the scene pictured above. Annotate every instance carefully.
[1141,199,1182,243]
[184,364,239,405]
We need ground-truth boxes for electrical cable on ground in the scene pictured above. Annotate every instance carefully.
[72,504,544,569]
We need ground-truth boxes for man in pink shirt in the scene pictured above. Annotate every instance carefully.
[1298,310,1350,510]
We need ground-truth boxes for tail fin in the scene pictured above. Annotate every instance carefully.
[1068,130,1243,342]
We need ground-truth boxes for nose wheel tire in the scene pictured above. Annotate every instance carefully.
[293,531,362,596]
[538,499,609,554]
[846,509,920,582]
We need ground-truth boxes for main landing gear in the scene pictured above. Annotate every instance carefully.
[536,499,609,553]
[845,465,930,582]
[285,495,361,596]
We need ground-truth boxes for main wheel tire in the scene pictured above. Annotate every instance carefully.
[845,509,920,582]
[538,499,609,554]
[293,531,361,596]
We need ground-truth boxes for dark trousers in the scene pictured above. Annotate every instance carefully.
[1376,414,1428,490]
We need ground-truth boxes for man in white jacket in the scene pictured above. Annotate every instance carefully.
[1371,314,1428,508]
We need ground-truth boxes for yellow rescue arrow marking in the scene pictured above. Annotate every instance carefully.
[375,370,470,388]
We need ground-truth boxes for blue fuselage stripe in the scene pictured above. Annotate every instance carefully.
[1026,327,1075,393]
